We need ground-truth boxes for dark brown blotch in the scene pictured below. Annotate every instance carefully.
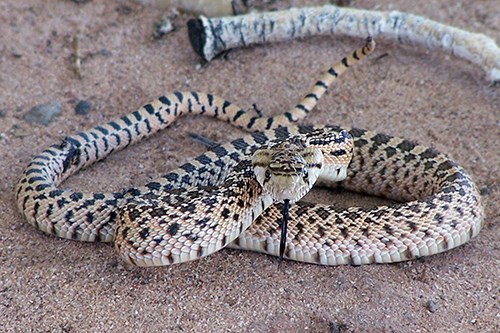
[168,222,180,236]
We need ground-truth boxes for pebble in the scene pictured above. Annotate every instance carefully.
[23,101,61,126]
[328,322,341,333]
[99,48,111,57]
[75,100,92,115]
[0,133,8,143]
[153,16,175,39]
[426,300,439,313]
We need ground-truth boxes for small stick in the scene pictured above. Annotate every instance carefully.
[72,33,82,80]
[188,132,220,149]
[420,267,428,283]
[187,4,500,82]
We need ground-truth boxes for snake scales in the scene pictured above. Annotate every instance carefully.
[16,38,483,267]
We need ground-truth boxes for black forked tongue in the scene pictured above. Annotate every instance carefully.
[278,199,290,269]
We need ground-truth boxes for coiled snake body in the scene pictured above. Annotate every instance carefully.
[16,39,484,267]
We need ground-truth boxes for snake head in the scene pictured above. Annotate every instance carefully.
[252,137,323,203]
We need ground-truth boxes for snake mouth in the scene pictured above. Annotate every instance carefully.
[264,173,318,203]
[321,165,348,182]
[260,159,324,203]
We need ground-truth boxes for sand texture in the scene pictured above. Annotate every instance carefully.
[0,1,498,332]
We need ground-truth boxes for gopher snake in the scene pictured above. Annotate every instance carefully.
[16,38,483,267]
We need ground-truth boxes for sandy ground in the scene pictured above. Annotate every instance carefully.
[0,0,498,332]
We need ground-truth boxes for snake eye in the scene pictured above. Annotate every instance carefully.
[303,169,309,180]
[265,169,271,179]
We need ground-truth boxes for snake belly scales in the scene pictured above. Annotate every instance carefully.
[16,38,484,267]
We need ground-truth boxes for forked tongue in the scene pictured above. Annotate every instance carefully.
[278,199,290,269]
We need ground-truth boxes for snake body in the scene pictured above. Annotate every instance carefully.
[16,39,484,266]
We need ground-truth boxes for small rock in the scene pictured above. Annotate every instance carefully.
[0,133,8,143]
[153,16,175,39]
[329,322,347,333]
[0,108,6,117]
[479,183,495,196]
[23,101,61,126]
[426,300,439,313]
[75,100,92,115]
[116,4,133,15]
[99,48,111,57]
[0,280,11,292]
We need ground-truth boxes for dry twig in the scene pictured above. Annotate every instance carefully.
[188,4,500,82]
